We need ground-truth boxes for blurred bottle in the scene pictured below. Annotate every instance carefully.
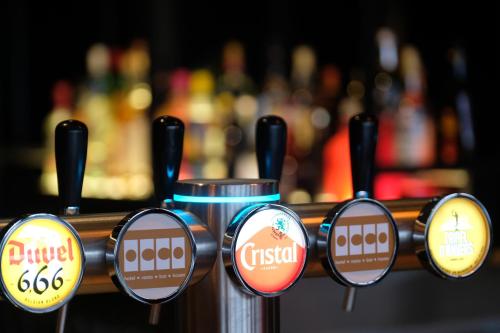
[153,69,193,179]
[322,77,364,201]
[116,40,152,198]
[287,45,317,201]
[373,28,402,168]
[306,65,340,197]
[291,45,317,93]
[110,47,126,93]
[233,94,259,178]
[439,47,475,166]
[395,45,435,168]
[217,41,254,95]
[251,45,291,188]
[315,65,342,131]
[289,45,317,155]
[76,43,116,183]
[187,69,227,178]
[439,106,459,165]
[215,41,256,178]
[155,69,191,122]
[41,80,74,194]
[85,43,114,93]
[258,44,289,117]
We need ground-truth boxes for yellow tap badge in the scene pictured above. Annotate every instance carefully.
[426,195,491,278]
[0,214,85,313]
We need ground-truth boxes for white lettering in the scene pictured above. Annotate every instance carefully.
[241,243,256,271]
[239,242,298,270]
[439,231,474,257]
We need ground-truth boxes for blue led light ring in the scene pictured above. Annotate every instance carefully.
[173,193,280,204]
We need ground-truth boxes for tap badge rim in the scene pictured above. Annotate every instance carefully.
[320,198,399,287]
[0,213,86,313]
[107,208,196,304]
[419,193,492,280]
[224,204,309,297]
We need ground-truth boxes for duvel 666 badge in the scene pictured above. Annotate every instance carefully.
[0,214,85,313]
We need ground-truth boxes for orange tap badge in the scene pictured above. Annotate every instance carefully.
[226,205,308,296]
[0,214,85,313]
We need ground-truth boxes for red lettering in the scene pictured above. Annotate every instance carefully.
[6,237,76,265]
[27,248,34,264]
[57,246,67,262]
[67,238,74,261]
[7,240,24,265]
[42,247,55,264]
[35,248,41,264]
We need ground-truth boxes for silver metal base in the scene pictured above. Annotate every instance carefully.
[174,179,279,333]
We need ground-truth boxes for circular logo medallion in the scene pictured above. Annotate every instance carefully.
[231,205,308,296]
[0,214,85,313]
[328,200,397,286]
[111,209,194,304]
[426,195,491,278]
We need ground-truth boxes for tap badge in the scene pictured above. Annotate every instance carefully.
[112,210,193,304]
[328,201,397,286]
[0,214,85,313]
[426,195,491,278]
[232,206,308,296]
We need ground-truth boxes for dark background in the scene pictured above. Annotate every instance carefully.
[1,0,499,332]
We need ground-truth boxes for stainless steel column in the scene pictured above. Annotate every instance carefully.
[173,179,279,333]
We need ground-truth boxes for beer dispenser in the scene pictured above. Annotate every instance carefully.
[0,113,494,333]
[318,113,398,312]
[173,115,308,333]
[0,120,86,328]
[54,120,88,332]
[106,116,216,324]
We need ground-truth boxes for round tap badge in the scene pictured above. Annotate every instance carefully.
[422,193,491,279]
[226,204,308,296]
[108,208,194,304]
[322,199,398,286]
[0,214,85,313]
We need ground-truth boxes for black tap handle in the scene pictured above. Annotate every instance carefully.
[349,113,378,199]
[152,116,184,203]
[55,120,88,210]
[256,115,287,181]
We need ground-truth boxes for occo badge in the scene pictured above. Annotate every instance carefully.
[318,199,398,287]
[223,204,308,296]
[107,208,215,304]
[415,193,492,279]
[0,214,85,313]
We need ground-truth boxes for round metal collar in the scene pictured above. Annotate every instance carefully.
[107,208,196,304]
[174,179,278,197]
[318,198,399,287]
[223,204,309,297]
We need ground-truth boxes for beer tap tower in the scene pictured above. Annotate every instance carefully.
[0,114,493,333]
[54,120,88,333]
[149,115,184,325]
[175,115,290,333]
[318,113,398,312]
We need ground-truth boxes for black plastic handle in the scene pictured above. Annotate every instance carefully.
[256,115,287,181]
[55,120,88,210]
[349,113,378,198]
[152,116,184,204]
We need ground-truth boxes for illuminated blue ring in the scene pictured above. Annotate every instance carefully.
[173,193,280,203]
